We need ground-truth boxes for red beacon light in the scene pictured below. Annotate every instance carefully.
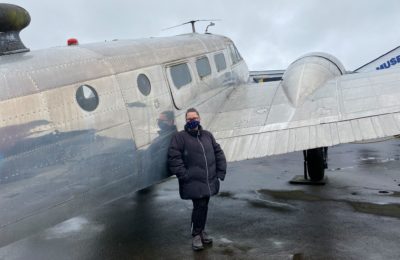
[67,38,78,46]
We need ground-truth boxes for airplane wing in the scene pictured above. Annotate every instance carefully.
[209,58,400,162]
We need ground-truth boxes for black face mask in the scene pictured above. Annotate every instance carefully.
[185,120,200,130]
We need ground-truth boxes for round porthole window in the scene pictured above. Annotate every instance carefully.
[76,84,99,112]
[137,74,151,96]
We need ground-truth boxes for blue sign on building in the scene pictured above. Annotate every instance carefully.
[376,55,400,70]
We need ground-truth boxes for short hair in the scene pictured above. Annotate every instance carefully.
[185,107,200,118]
[160,110,174,121]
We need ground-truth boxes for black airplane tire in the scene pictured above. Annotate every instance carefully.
[306,148,325,181]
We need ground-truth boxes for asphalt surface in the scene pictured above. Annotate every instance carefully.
[1,139,400,260]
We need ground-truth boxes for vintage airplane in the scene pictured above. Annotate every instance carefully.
[1,3,400,246]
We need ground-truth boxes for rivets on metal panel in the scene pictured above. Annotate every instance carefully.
[154,99,160,109]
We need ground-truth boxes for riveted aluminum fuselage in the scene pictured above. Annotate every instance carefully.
[0,33,249,245]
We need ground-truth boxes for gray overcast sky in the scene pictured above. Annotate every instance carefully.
[8,0,400,70]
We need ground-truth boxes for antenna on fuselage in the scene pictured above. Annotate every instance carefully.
[205,22,215,34]
[162,19,220,33]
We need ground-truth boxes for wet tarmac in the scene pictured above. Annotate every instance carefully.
[1,139,400,259]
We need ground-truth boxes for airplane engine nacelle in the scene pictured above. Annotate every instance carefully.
[282,52,346,107]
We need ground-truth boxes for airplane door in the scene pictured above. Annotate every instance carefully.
[165,61,197,110]
[117,65,174,148]
[118,65,176,188]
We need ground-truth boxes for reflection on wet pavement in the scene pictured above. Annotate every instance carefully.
[1,139,400,259]
[217,190,297,212]
[349,202,400,219]
[392,192,400,197]
[258,189,323,201]
[44,217,104,240]
[256,189,400,219]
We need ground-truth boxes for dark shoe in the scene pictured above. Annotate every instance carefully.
[200,231,213,245]
[192,235,204,251]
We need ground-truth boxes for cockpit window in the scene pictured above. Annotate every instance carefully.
[170,63,192,89]
[214,53,227,72]
[137,73,151,96]
[76,84,99,111]
[229,44,243,65]
[196,57,211,79]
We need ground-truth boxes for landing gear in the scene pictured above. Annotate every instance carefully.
[289,147,328,185]
[304,147,328,181]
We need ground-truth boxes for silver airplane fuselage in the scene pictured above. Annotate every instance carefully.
[0,33,249,245]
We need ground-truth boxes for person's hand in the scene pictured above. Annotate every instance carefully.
[179,170,190,182]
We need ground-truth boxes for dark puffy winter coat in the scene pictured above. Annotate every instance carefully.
[168,125,227,200]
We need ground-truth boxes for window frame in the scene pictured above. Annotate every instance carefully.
[137,73,152,96]
[169,62,193,89]
[214,52,227,72]
[195,56,212,79]
[229,44,243,65]
[75,84,99,112]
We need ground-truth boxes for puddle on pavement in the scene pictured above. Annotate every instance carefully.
[216,238,252,257]
[292,253,305,260]
[358,156,400,165]
[391,191,400,197]
[258,189,323,201]
[328,166,354,171]
[349,202,400,218]
[217,190,296,212]
[257,189,400,219]
[44,217,104,240]
[218,191,235,198]
[376,190,400,196]
[234,244,252,252]
[247,199,296,212]
[221,247,235,256]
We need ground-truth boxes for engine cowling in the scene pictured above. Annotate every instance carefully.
[282,52,346,107]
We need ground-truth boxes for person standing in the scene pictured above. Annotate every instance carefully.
[168,108,227,251]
